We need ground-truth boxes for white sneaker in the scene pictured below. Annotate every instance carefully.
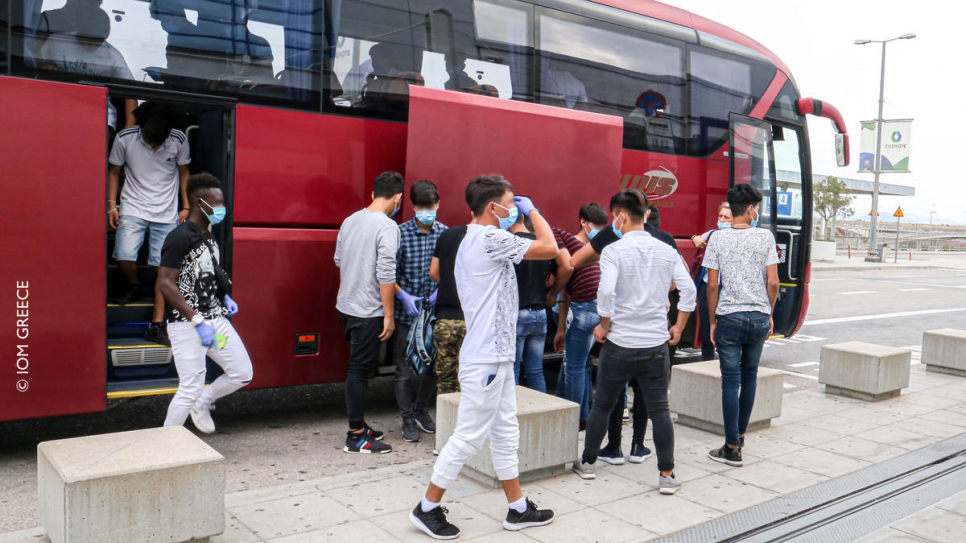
[190,404,216,434]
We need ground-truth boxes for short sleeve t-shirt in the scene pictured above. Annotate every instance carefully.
[109,127,191,224]
[513,232,551,310]
[456,225,532,364]
[160,221,229,323]
[702,227,779,315]
[552,228,600,302]
[433,225,468,321]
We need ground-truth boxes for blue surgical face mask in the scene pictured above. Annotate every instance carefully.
[585,224,600,240]
[389,198,401,218]
[717,221,732,230]
[415,210,437,226]
[750,206,760,228]
[493,203,519,230]
[199,198,227,225]
[612,214,625,239]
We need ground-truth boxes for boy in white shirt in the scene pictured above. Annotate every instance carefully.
[409,175,558,539]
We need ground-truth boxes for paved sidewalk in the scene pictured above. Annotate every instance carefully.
[3,364,965,543]
[811,253,966,272]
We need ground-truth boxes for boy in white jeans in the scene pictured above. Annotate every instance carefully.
[159,173,253,433]
[409,175,559,540]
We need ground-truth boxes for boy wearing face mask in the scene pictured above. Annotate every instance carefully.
[392,180,446,443]
[703,183,780,467]
[159,173,252,434]
[335,171,405,454]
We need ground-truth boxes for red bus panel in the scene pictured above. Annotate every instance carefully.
[0,77,107,422]
[231,228,348,388]
[233,105,407,228]
[405,86,623,229]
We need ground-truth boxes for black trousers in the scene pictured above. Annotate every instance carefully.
[339,312,383,429]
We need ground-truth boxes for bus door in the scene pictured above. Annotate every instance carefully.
[728,114,805,338]
[103,86,235,400]
[0,77,107,422]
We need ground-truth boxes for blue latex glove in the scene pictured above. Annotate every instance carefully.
[429,289,438,306]
[514,196,537,217]
[396,289,423,317]
[223,295,239,317]
[195,322,216,348]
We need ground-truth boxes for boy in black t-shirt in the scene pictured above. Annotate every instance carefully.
[159,173,253,434]
[429,222,471,395]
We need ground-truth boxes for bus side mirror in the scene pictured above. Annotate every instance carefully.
[835,133,849,167]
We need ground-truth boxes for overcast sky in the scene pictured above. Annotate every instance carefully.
[672,0,963,225]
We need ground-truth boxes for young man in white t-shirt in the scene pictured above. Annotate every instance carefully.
[703,183,780,467]
[410,175,559,540]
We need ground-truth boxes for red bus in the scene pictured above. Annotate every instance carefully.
[0,0,848,422]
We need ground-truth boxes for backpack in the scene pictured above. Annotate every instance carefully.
[406,299,436,376]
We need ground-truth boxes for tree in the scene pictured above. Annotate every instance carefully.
[814,176,854,240]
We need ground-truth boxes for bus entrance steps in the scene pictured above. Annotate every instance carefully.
[650,433,966,543]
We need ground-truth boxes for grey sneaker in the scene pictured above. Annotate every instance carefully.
[415,410,436,434]
[402,418,421,442]
[572,457,596,480]
[190,403,216,434]
[659,473,682,495]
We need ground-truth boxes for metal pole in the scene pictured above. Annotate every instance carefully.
[866,41,888,262]
[895,216,900,263]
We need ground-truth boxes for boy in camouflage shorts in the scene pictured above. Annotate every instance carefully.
[429,223,471,394]
[433,318,465,393]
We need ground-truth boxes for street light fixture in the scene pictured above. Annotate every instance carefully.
[855,33,916,261]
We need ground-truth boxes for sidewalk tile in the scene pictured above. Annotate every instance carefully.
[370,504,504,543]
[895,392,962,410]
[0,528,47,543]
[935,490,966,517]
[815,436,909,463]
[605,492,722,536]
[533,469,651,507]
[757,423,845,447]
[400,468,491,500]
[918,409,966,428]
[945,403,966,416]
[325,474,426,517]
[225,480,324,509]
[853,426,943,451]
[738,435,807,460]
[315,459,435,492]
[675,444,763,474]
[835,403,933,425]
[853,528,939,542]
[608,458,713,486]
[668,425,722,450]
[798,414,884,436]
[265,519,392,542]
[522,508,655,543]
[212,511,263,543]
[892,507,966,543]
[941,379,966,391]
[463,531,540,542]
[771,448,872,478]
[888,417,966,440]
[229,493,359,540]
[453,483,585,522]
[921,386,966,402]
[725,460,829,494]
[673,474,780,513]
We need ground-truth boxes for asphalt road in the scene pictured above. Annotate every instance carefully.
[2,266,965,533]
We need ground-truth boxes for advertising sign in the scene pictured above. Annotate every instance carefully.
[859,119,913,173]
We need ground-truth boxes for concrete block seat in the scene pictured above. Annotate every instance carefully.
[819,341,911,401]
[38,426,225,543]
[669,360,784,434]
[435,386,579,488]
[922,329,966,377]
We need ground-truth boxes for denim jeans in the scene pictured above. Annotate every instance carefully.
[715,311,771,446]
[514,309,548,393]
[583,341,675,472]
[563,300,599,420]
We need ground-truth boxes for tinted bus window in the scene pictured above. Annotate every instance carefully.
[330,0,527,119]
[536,8,686,155]
[768,80,804,124]
[773,127,805,224]
[689,48,774,156]
[10,0,325,110]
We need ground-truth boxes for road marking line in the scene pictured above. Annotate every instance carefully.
[803,307,966,326]
[898,288,932,292]
[789,362,820,368]
[838,291,878,295]
[782,370,820,381]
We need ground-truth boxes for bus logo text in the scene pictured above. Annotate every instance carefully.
[618,167,679,200]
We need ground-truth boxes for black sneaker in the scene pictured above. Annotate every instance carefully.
[708,443,743,467]
[361,424,384,441]
[503,499,554,531]
[598,444,625,465]
[144,322,170,345]
[402,418,421,442]
[629,443,652,464]
[344,431,392,454]
[409,503,459,540]
[415,410,436,434]
[109,282,140,305]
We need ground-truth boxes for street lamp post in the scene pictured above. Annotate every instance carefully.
[854,33,916,262]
